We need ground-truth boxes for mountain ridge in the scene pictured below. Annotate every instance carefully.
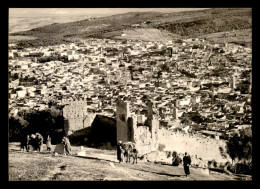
[9,8,252,48]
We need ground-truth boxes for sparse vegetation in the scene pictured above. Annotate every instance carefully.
[158,143,166,151]
[219,128,252,174]
[10,8,251,48]
[9,108,64,144]
[9,156,58,181]
[154,8,251,38]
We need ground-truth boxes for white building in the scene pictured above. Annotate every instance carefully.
[17,90,26,98]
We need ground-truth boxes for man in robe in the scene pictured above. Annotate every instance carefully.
[183,152,191,177]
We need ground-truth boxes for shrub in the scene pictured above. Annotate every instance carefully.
[236,163,252,175]
[171,151,182,166]
[166,151,172,158]
[211,159,218,168]
[158,143,166,151]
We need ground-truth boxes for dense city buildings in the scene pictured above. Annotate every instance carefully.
[8,37,252,139]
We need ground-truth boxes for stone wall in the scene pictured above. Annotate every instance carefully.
[116,100,159,156]
[134,126,154,155]
[158,128,230,163]
[63,99,94,136]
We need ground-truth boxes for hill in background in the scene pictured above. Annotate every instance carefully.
[9,8,252,47]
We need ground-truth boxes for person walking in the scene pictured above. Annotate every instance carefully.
[183,152,191,177]
[46,135,52,151]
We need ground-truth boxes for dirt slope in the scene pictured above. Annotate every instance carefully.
[8,142,251,181]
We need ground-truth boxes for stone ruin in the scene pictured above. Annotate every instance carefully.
[116,100,159,156]
[63,99,96,136]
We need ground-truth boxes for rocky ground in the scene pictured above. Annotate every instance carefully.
[8,142,251,181]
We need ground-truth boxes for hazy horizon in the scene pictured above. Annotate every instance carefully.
[9,8,209,33]
[9,8,209,18]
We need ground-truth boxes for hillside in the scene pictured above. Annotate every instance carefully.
[9,142,250,181]
[9,8,252,47]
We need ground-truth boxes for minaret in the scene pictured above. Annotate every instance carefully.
[173,106,179,120]
[248,74,252,93]
[146,100,154,129]
[190,50,193,59]
[169,48,173,57]
[212,87,216,101]
[175,99,179,108]
[229,75,236,91]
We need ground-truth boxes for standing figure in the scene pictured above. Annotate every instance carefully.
[117,141,124,163]
[62,136,71,155]
[35,133,43,152]
[46,135,52,151]
[20,135,28,152]
[26,135,30,152]
[183,152,191,177]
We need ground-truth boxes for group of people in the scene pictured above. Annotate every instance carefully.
[22,134,191,176]
[20,133,46,152]
[20,133,71,155]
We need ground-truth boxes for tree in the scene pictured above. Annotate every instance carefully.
[160,63,170,72]
[157,71,162,79]
[13,73,19,80]
[9,115,29,141]
[224,128,252,173]
[186,111,204,124]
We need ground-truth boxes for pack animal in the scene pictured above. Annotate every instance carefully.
[121,142,138,164]
[128,148,138,164]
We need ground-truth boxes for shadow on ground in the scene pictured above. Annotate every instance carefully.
[73,155,117,163]
[131,167,185,178]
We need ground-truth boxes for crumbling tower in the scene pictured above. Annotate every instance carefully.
[116,99,159,155]
[63,98,89,136]
[116,100,131,143]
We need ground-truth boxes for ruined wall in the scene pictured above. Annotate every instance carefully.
[132,117,159,155]
[134,126,153,155]
[63,99,90,136]
[116,100,159,156]
[158,128,229,163]
[151,118,159,150]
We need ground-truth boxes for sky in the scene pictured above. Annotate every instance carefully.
[9,8,208,18]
